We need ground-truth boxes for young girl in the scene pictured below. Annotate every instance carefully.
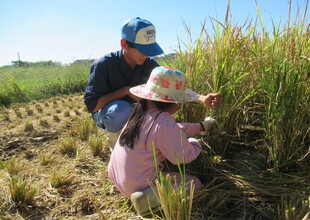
[108,66,216,215]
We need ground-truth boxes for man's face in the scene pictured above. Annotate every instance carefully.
[121,39,148,68]
[125,47,147,66]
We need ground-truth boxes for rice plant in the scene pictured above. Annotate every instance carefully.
[58,136,77,157]
[24,122,34,132]
[159,0,310,171]
[74,109,81,116]
[35,104,43,113]
[255,3,310,171]
[64,110,70,117]
[88,134,106,157]
[277,196,310,220]
[78,121,91,141]
[150,143,195,219]
[9,177,36,205]
[152,173,195,220]
[73,116,97,141]
[2,157,23,176]
[50,168,74,188]
[38,152,53,166]
[1,110,10,121]
[53,114,60,122]
[39,119,49,128]
[25,107,33,116]
[13,108,22,118]
[161,12,260,136]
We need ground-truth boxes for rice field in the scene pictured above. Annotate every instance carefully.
[0,2,309,219]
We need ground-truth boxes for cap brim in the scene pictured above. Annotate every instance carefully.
[130,84,199,103]
[133,42,163,57]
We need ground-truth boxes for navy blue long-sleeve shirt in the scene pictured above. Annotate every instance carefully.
[84,50,159,113]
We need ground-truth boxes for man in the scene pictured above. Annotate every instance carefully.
[84,17,222,149]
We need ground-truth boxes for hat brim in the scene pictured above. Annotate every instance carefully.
[133,42,163,57]
[130,84,199,103]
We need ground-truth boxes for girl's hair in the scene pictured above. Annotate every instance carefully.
[119,99,174,149]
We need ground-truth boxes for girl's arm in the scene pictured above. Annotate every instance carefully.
[176,123,202,137]
[155,114,202,165]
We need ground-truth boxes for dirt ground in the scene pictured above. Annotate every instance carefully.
[0,94,144,219]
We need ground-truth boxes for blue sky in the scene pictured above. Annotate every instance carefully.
[0,0,308,67]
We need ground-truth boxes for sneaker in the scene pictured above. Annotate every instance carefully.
[130,187,160,216]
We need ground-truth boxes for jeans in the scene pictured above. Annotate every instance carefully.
[92,100,133,133]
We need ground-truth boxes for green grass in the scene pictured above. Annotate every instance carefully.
[0,63,89,107]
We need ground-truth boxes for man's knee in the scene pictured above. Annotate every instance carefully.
[93,100,132,133]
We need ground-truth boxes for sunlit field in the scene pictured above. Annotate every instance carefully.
[0,61,89,107]
[0,2,309,219]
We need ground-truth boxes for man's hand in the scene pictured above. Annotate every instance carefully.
[126,86,141,102]
[128,92,141,102]
[198,93,222,109]
[93,86,138,113]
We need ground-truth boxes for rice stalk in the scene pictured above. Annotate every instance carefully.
[88,134,106,157]
[2,157,23,177]
[50,168,74,189]
[58,136,77,157]
[258,9,310,171]
[9,177,36,205]
[150,140,195,219]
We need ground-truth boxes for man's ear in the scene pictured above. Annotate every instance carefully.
[120,39,127,49]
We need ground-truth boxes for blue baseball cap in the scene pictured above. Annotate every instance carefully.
[121,17,164,57]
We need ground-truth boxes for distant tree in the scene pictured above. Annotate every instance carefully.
[11,60,30,67]
[10,60,62,67]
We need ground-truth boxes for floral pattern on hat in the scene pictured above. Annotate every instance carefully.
[130,66,199,103]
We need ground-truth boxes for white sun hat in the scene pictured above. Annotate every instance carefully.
[130,66,199,103]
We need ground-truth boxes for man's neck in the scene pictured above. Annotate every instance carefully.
[122,49,136,69]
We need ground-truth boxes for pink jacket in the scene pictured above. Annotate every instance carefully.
[108,108,202,198]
